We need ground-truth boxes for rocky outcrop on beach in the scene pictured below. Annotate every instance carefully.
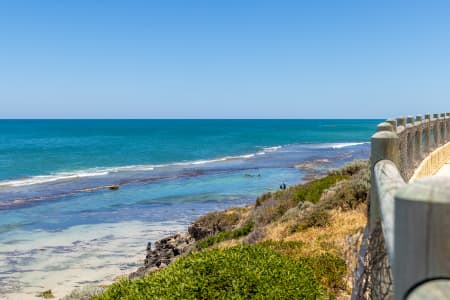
[188,208,246,241]
[188,221,216,240]
[130,208,248,279]
[129,232,195,279]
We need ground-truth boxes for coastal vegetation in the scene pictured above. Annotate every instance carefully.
[94,159,370,299]
[37,289,54,299]
[196,220,254,250]
[98,245,325,299]
[62,286,105,300]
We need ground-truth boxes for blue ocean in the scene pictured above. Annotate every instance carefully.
[0,119,378,298]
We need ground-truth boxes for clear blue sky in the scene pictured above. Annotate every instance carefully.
[0,1,449,118]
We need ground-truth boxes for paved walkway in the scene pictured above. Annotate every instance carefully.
[434,160,450,177]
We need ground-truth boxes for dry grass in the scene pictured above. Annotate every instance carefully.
[261,205,366,299]
[213,238,243,249]
[232,205,253,225]
[263,205,366,256]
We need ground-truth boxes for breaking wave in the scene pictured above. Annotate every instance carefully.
[0,146,283,188]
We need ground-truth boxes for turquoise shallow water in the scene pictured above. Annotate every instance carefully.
[0,119,379,298]
[0,119,377,180]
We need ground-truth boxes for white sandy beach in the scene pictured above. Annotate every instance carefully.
[0,221,186,299]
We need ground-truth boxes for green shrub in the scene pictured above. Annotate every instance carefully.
[37,290,54,299]
[196,221,254,249]
[290,208,331,233]
[192,209,241,233]
[96,245,324,300]
[251,175,347,227]
[350,166,370,201]
[259,240,305,259]
[300,253,347,292]
[327,183,358,210]
[322,165,370,211]
[328,160,369,176]
[259,241,347,293]
[252,190,298,226]
[258,241,347,296]
[294,175,348,204]
[62,285,105,300]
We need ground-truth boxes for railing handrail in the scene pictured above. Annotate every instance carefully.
[373,159,405,265]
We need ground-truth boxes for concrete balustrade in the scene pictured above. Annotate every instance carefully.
[390,112,450,180]
[363,111,450,300]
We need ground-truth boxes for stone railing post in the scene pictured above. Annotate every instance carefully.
[440,113,446,144]
[407,116,415,166]
[415,115,423,160]
[424,114,431,153]
[446,112,450,141]
[441,113,448,143]
[433,113,441,146]
[396,116,406,128]
[386,118,397,131]
[396,117,407,176]
[394,177,450,300]
[370,122,399,230]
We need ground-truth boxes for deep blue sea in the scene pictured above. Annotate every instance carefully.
[0,119,378,298]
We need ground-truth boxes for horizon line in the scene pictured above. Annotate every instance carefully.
[0,117,385,120]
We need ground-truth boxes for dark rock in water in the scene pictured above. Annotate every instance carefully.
[129,232,194,279]
[109,184,120,190]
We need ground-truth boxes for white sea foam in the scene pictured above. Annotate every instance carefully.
[0,165,158,188]
[0,146,283,188]
[0,171,109,187]
[309,142,369,150]
[265,146,282,151]
[330,142,369,149]
[256,145,282,155]
[172,146,281,166]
